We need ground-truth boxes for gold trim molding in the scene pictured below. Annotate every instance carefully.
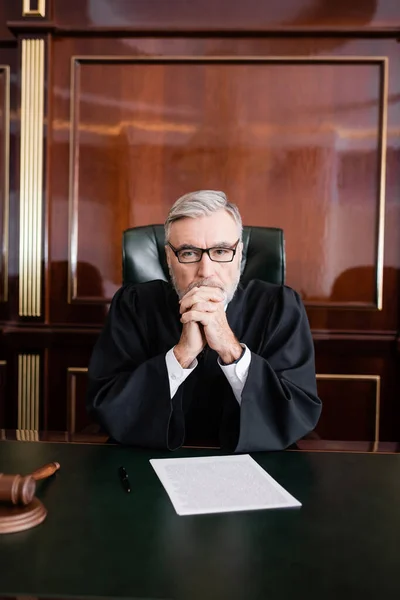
[22,0,46,17]
[19,39,45,316]
[316,374,381,451]
[67,367,88,433]
[18,354,40,431]
[376,59,388,311]
[68,56,387,310]
[0,66,10,303]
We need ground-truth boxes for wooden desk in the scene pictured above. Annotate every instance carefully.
[0,441,399,600]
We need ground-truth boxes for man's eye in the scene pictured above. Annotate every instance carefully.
[180,250,195,259]
[214,248,229,256]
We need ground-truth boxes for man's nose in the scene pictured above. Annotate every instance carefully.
[196,252,216,277]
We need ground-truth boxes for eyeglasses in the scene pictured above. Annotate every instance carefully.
[167,239,240,263]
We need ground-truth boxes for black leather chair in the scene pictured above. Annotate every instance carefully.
[122,225,285,286]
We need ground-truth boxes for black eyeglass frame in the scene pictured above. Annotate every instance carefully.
[167,239,240,264]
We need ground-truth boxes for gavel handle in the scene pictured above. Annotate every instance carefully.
[31,462,60,481]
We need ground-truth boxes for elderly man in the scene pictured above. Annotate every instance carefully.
[87,190,321,452]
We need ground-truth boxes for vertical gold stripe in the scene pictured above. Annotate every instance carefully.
[29,355,33,429]
[20,41,27,315]
[35,354,40,430]
[36,39,45,315]
[26,39,31,318]
[26,355,29,429]
[33,39,39,316]
[19,41,26,315]
[17,353,40,435]
[30,40,37,317]
[33,355,37,430]
[31,355,35,429]
[21,355,26,429]
[27,355,32,429]
[68,59,80,303]
[376,58,388,311]
[19,39,45,316]
[70,376,76,434]
[21,355,27,430]
[26,355,30,429]
[26,40,32,317]
[373,377,381,452]
[18,355,22,429]
[32,40,37,317]
[0,66,10,302]
[22,355,26,429]
[37,42,45,312]
[22,0,46,17]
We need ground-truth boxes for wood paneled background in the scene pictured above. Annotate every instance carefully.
[0,0,399,449]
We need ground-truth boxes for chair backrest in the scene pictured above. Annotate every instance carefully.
[122,225,285,286]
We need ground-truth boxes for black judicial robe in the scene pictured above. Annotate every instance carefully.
[87,279,322,452]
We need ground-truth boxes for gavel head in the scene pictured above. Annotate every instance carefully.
[0,474,36,506]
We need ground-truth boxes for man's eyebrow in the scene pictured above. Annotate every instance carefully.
[176,241,235,251]
[211,241,236,247]
[175,243,200,251]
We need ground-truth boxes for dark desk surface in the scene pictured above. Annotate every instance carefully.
[0,442,399,600]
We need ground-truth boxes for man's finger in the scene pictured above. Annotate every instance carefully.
[180,286,225,303]
[193,301,219,313]
[180,299,220,314]
[181,288,224,302]
[181,310,210,326]
[180,290,225,311]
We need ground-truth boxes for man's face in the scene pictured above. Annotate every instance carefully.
[166,209,242,301]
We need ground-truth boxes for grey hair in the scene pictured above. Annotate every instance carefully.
[164,190,243,242]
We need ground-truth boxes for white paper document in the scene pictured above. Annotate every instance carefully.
[150,454,301,516]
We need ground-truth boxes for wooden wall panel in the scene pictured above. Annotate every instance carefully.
[67,368,91,433]
[0,361,6,427]
[49,36,400,335]
[0,2,19,42]
[0,45,19,325]
[44,360,392,443]
[0,350,18,430]
[68,58,386,308]
[315,375,379,441]
[44,343,96,431]
[0,65,9,304]
[0,0,398,445]
[53,0,400,31]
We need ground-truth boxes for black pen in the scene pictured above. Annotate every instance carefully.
[118,466,131,493]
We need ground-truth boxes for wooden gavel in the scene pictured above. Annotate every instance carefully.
[0,462,60,506]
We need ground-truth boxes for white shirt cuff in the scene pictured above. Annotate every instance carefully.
[165,347,198,398]
[218,344,251,405]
